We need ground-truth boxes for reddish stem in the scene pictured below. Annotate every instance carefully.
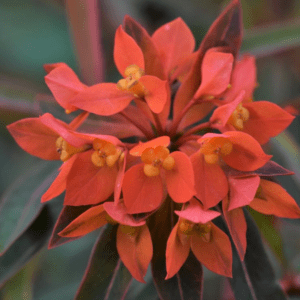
[119,111,154,140]
[152,111,164,136]
[181,121,211,138]
[169,98,196,136]
[69,111,90,130]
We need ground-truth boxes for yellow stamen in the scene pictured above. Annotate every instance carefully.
[120,225,137,236]
[56,136,88,162]
[144,164,160,177]
[91,151,105,167]
[117,64,145,98]
[200,137,233,164]
[228,103,250,130]
[178,219,195,235]
[162,155,175,171]
[91,139,122,168]
[141,146,175,176]
[194,223,212,242]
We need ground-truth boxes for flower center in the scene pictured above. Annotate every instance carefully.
[141,146,175,177]
[178,219,212,242]
[117,64,145,98]
[199,137,233,164]
[91,138,122,168]
[55,136,88,162]
[228,103,250,130]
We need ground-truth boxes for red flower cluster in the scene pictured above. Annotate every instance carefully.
[7,0,298,283]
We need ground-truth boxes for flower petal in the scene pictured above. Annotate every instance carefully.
[122,164,164,214]
[7,117,59,160]
[191,223,232,277]
[175,198,221,224]
[44,62,68,73]
[114,25,144,77]
[223,131,272,171]
[103,201,145,227]
[39,113,88,148]
[165,151,195,203]
[70,83,134,116]
[139,75,169,114]
[178,102,214,131]
[223,197,247,260]
[165,222,190,279]
[210,91,245,128]
[194,50,234,99]
[249,179,300,218]
[191,152,228,209]
[224,55,257,103]
[58,205,107,237]
[129,136,170,156]
[242,101,295,144]
[152,18,195,77]
[48,205,92,249]
[64,150,117,206]
[123,16,165,79]
[114,151,126,204]
[41,155,77,202]
[228,176,260,211]
[44,63,86,111]
[117,224,153,283]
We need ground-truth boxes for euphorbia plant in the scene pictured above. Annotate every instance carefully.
[6,0,298,298]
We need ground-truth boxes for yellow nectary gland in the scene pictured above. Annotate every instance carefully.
[56,136,88,162]
[117,64,145,98]
[178,219,195,235]
[141,146,175,176]
[194,223,212,242]
[91,138,121,168]
[199,137,233,165]
[228,103,250,130]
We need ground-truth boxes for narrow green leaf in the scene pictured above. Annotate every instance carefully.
[247,207,286,267]
[242,18,300,58]
[0,161,59,254]
[271,131,300,191]
[216,210,287,300]
[75,225,132,300]
[0,206,54,287]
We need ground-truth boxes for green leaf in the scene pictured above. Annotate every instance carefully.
[271,131,300,192]
[242,18,300,58]
[247,207,286,267]
[215,210,287,300]
[75,225,133,300]
[0,160,59,254]
[0,205,54,287]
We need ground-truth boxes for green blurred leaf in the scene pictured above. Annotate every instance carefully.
[75,225,133,300]
[248,207,286,267]
[0,0,77,84]
[0,161,59,254]
[242,18,300,58]
[221,210,287,300]
[0,206,54,288]
[271,131,300,191]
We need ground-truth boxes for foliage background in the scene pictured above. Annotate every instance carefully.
[1,0,300,299]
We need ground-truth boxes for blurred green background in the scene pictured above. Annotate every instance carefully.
[1,0,300,299]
